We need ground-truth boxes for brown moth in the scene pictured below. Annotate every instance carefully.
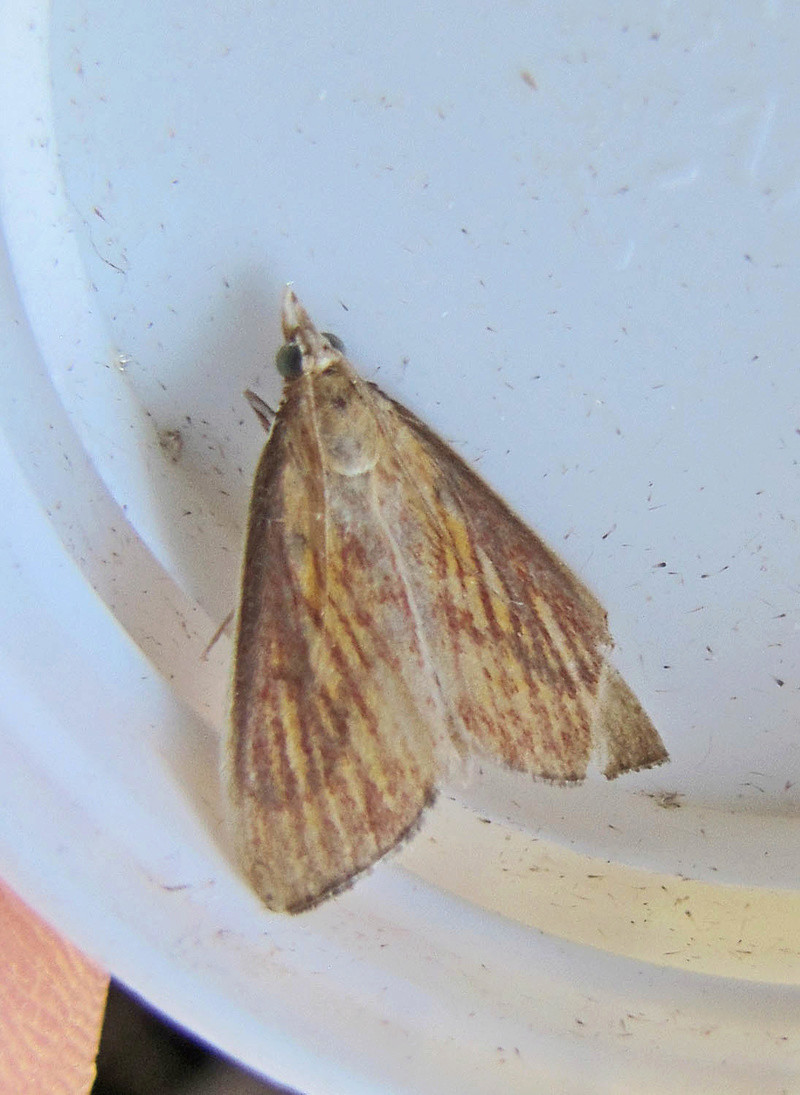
[227,288,668,913]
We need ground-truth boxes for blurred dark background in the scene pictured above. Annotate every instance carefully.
[92,980,300,1095]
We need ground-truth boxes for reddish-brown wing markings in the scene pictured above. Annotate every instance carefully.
[362,385,665,781]
[230,376,443,912]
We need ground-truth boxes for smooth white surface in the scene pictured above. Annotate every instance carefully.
[1,2,799,1092]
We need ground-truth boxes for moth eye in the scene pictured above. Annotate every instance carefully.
[321,331,346,353]
[275,342,303,379]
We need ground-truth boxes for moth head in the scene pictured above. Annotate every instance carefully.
[277,287,346,379]
[275,331,345,381]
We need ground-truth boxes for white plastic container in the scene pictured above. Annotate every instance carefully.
[1,3,799,1091]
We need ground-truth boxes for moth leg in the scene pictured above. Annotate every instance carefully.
[245,389,277,434]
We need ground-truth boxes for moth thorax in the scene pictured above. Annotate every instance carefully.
[315,371,380,476]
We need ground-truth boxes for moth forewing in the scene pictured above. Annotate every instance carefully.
[227,288,668,913]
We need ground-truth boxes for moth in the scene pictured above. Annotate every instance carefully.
[227,289,668,913]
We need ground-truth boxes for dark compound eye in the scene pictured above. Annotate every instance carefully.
[275,342,303,379]
[321,331,346,353]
